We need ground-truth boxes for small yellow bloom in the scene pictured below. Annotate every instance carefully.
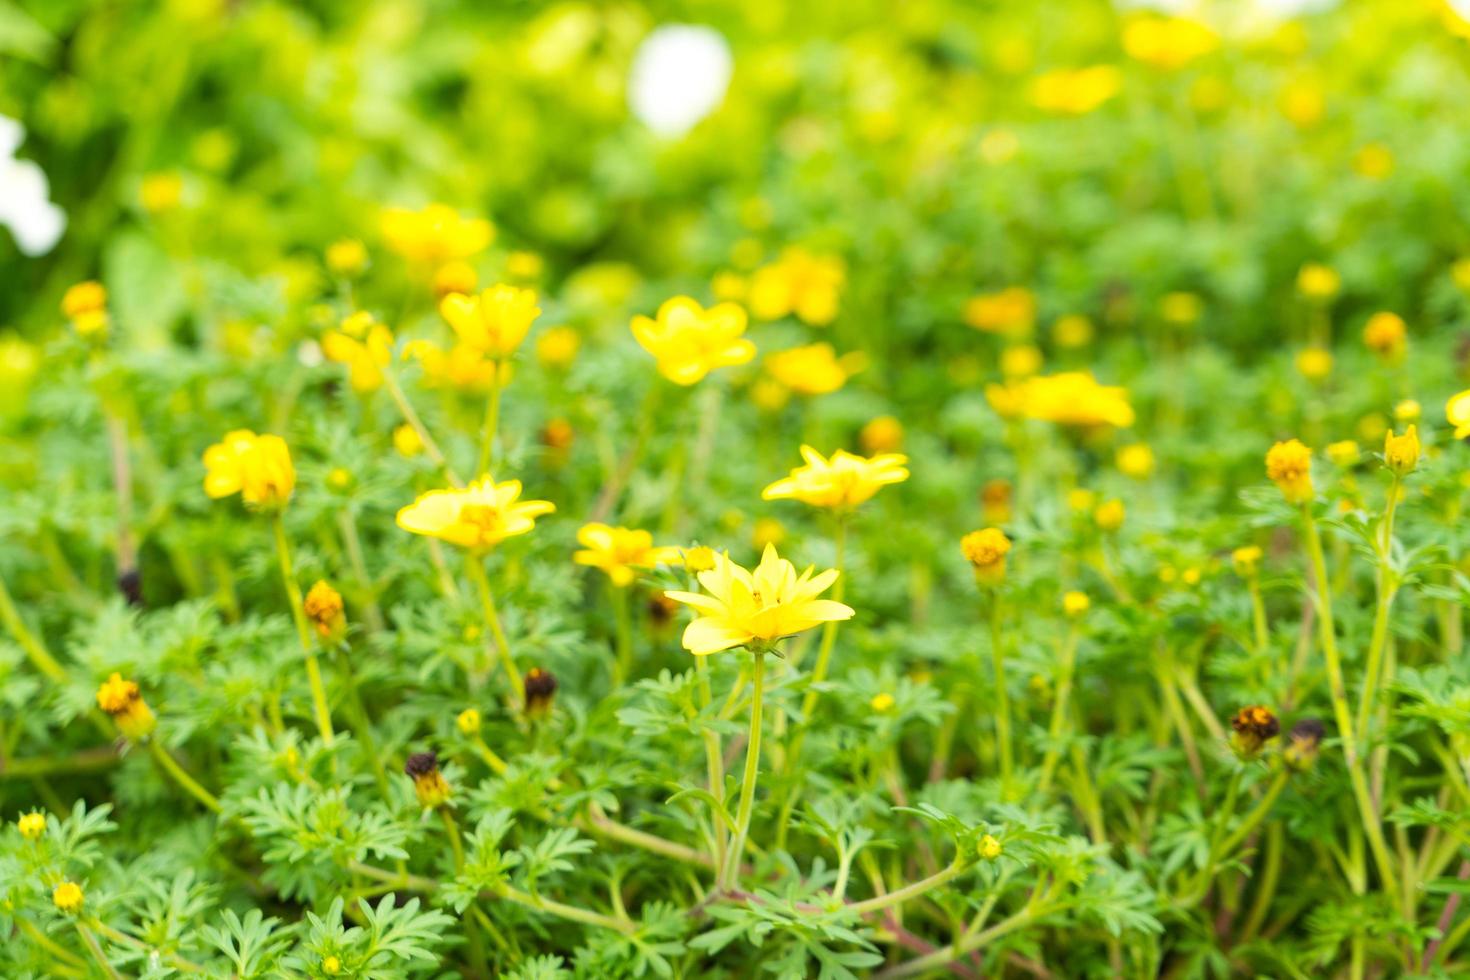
[762,446,909,511]
[396,477,555,551]
[440,284,541,359]
[631,297,755,386]
[1453,258,1470,292]
[1182,567,1201,586]
[1384,425,1420,476]
[750,377,791,412]
[140,171,184,213]
[1062,591,1090,618]
[1362,312,1407,361]
[1051,314,1094,348]
[1117,444,1155,479]
[870,692,896,713]
[683,546,717,572]
[961,528,1011,587]
[860,416,904,454]
[1266,439,1314,505]
[404,752,452,809]
[964,287,1035,336]
[1447,389,1470,439]
[393,423,423,458]
[1094,500,1125,532]
[663,544,855,656]
[748,248,845,326]
[986,372,1135,428]
[1029,65,1121,115]
[1122,16,1218,71]
[1280,79,1325,127]
[978,834,1003,860]
[574,523,682,587]
[1000,344,1042,379]
[326,239,369,277]
[751,517,786,550]
[1161,291,1203,327]
[1326,440,1360,467]
[53,881,84,913]
[1231,545,1263,578]
[506,250,544,281]
[712,271,746,302]
[327,467,354,492]
[62,280,107,320]
[96,672,156,741]
[322,956,342,976]
[203,430,296,510]
[1394,399,1421,423]
[1067,488,1097,513]
[17,811,46,840]
[433,261,479,299]
[303,581,346,642]
[535,325,581,369]
[456,708,481,735]
[1295,347,1333,381]
[381,203,493,265]
[322,313,393,393]
[1297,263,1340,301]
[766,343,863,396]
[1353,142,1395,180]
[403,339,501,392]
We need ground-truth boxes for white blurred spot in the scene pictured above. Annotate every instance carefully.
[628,25,733,138]
[0,114,66,256]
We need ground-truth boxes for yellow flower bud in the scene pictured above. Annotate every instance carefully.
[96,672,156,741]
[322,955,342,976]
[1266,439,1314,505]
[393,423,424,458]
[17,812,46,840]
[1296,263,1340,301]
[1295,347,1333,381]
[1394,399,1421,423]
[53,881,84,913]
[870,692,896,713]
[961,528,1011,587]
[1116,444,1155,479]
[456,708,482,735]
[326,239,369,277]
[1062,591,1090,618]
[1094,499,1126,533]
[535,326,581,369]
[978,835,1002,860]
[1231,545,1263,578]
[860,416,904,455]
[303,581,346,642]
[1362,312,1406,361]
[1384,425,1420,476]
[433,261,479,299]
[1326,440,1359,467]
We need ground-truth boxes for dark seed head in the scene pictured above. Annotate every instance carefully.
[404,751,439,778]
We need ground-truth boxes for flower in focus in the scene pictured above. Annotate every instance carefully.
[396,478,555,550]
[860,416,904,454]
[203,430,295,510]
[663,544,854,656]
[1362,312,1407,361]
[978,835,1003,860]
[323,312,394,392]
[962,527,1011,587]
[762,446,909,510]
[749,248,846,325]
[404,751,452,809]
[381,204,493,265]
[1030,65,1121,115]
[1297,263,1340,301]
[1383,425,1419,476]
[1123,16,1219,71]
[986,372,1135,429]
[765,343,864,395]
[17,811,45,840]
[1229,705,1281,760]
[304,580,346,642]
[96,672,156,741]
[1447,389,1470,439]
[1266,439,1314,504]
[1117,443,1155,479]
[1295,347,1333,381]
[441,285,541,359]
[964,286,1036,336]
[631,296,755,385]
[53,881,84,913]
[574,523,682,586]
[326,239,368,277]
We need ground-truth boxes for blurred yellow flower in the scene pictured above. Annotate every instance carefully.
[393,423,423,458]
[683,546,717,572]
[982,479,1013,524]
[1297,263,1340,300]
[750,377,791,412]
[1117,444,1155,479]
[203,430,295,509]
[986,372,1135,428]
[1394,399,1421,423]
[1051,314,1094,348]
[1280,79,1325,128]
[456,708,481,735]
[61,280,109,339]
[1384,426,1420,476]
[17,811,45,840]
[763,446,909,510]
[1448,389,1470,439]
[574,523,681,586]
[663,544,854,655]
[1063,591,1090,618]
[1362,312,1407,360]
[962,527,1011,586]
[751,517,786,550]
[1094,499,1126,532]
[1354,143,1395,180]
[1295,347,1333,381]
[140,171,184,213]
[1326,440,1360,466]
[766,343,863,395]
[396,477,555,550]
[870,692,896,713]
[860,415,904,454]
[1231,545,1263,578]
[631,297,755,385]
[964,286,1035,336]
[326,239,368,277]
[53,882,84,913]
[506,250,544,281]
[1453,257,1470,292]
[1029,65,1121,115]
[433,261,479,299]
[323,312,393,392]
[1001,344,1042,379]
[96,672,156,741]
[535,325,581,369]
[403,339,501,392]
[1161,292,1203,327]
[1123,16,1219,71]
[441,284,541,359]
[749,248,845,326]
[381,203,493,265]
[712,271,747,302]
[1267,439,1314,504]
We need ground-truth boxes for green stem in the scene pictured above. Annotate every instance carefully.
[989,591,1013,793]
[796,516,848,726]
[1355,480,1399,745]
[18,916,85,967]
[273,514,334,745]
[1248,579,1269,656]
[1038,624,1080,794]
[477,364,503,477]
[336,647,390,800]
[611,582,633,685]
[465,554,523,697]
[147,739,222,813]
[75,921,124,980]
[695,655,727,877]
[382,366,460,486]
[722,650,766,890]
[1220,768,1290,856]
[0,573,67,681]
[847,862,965,916]
[1240,822,1283,941]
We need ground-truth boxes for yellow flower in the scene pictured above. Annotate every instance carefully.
[1280,79,1325,128]
[683,546,717,572]
[1063,591,1090,618]
[1295,347,1333,381]
[1266,439,1314,504]
[978,835,1003,860]
[1094,499,1126,532]
[963,287,1036,336]
[140,171,184,213]
[1231,545,1263,578]
[1117,444,1155,479]
[506,250,544,281]
[53,881,84,913]
[1326,440,1360,467]
[303,581,346,642]
[961,528,1011,587]
[381,203,493,265]
[403,339,501,392]
[1394,399,1421,423]
[393,423,423,458]
[860,416,904,454]
[433,261,479,299]
[631,297,755,385]
[1067,489,1096,514]
[765,343,864,395]
[1029,65,1121,115]
[17,811,45,840]
[1384,425,1420,476]
[574,523,682,587]
[326,239,369,277]
[322,956,342,976]
[1001,344,1042,379]
[750,377,791,412]
[1353,142,1395,180]
[712,271,746,302]
[748,248,846,325]
[1123,16,1218,71]
[986,372,1134,429]
[203,430,295,509]
[762,446,909,511]
[1051,314,1094,348]
[62,280,107,319]
[1161,292,1203,327]
[440,284,541,359]
[1362,312,1407,361]
[870,692,896,713]
[662,544,855,656]
[396,477,555,550]
[96,672,156,741]
[404,751,452,809]
[535,325,581,369]
[323,312,393,393]
[456,708,482,735]
[751,517,786,550]
[1447,389,1470,439]
[1297,263,1340,301]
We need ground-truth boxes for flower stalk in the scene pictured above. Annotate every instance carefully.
[272,514,335,745]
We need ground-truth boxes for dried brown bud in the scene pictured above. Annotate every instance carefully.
[523,667,558,719]
[1230,705,1280,760]
[1284,718,1325,772]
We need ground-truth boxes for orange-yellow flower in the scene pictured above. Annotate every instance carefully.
[964,287,1035,336]
[986,372,1134,429]
[1362,312,1407,361]
[440,285,541,359]
[765,343,863,395]
[96,672,156,740]
[631,297,755,385]
[396,477,555,550]
[381,204,493,265]
[962,528,1011,586]
[762,446,909,510]
[1122,16,1218,71]
[748,248,845,326]
[1266,439,1314,504]
[1030,66,1121,115]
[203,430,296,509]
[322,312,393,392]
[663,544,854,655]
[574,523,682,587]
